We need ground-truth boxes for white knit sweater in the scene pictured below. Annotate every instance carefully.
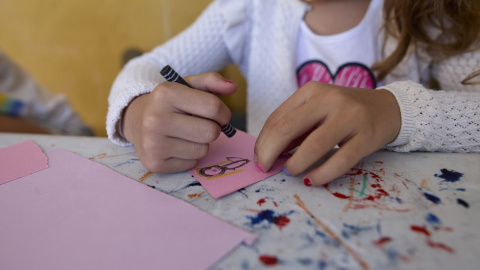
[107,0,480,153]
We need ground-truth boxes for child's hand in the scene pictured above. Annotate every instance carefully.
[122,72,237,173]
[254,82,401,186]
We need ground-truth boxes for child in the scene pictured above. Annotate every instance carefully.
[0,50,94,136]
[107,0,480,185]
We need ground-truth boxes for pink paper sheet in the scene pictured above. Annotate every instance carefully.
[0,149,256,270]
[0,140,48,185]
[189,130,289,198]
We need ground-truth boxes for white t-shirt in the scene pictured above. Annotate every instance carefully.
[296,0,383,89]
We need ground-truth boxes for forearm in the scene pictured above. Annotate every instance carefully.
[381,81,480,152]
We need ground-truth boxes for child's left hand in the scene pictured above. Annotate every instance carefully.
[254,81,401,186]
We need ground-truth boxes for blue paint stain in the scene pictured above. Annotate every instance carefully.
[423,192,442,204]
[171,181,201,193]
[341,223,374,239]
[315,230,341,248]
[318,260,328,270]
[396,198,403,204]
[434,168,464,182]
[281,179,286,182]
[425,213,441,226]
[297,258,313,266]
[255,189,261,192]
[457,198,470,208]
[245,210,294,229]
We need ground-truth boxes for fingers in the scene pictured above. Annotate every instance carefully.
[137,136,210,173]
[154,81,232,127]
[303,136,369,186]
[185,72,237,96]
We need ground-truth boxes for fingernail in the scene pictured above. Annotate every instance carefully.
[283,165,291,176]
[256,162,265,173]
[304,178,313,186]
[224,79,236,84]
[254,154,264,172]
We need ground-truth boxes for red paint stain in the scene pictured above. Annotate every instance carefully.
[259,255,278,266]
[257,198,266,206]
[273,201,279,207]
[373,236,392,247]
[410,225,431,236]
[274,216,290,230]
[375,161,384,164]
[332,192,350,199]
[426,239,455,254]
[434,226,453,232]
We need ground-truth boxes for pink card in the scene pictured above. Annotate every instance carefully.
[0,140,48,185]
[0,149,256,270]
[189,130,289,198]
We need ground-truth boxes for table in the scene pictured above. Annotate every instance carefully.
[1,133,479,270]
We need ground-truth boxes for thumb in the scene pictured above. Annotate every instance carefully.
[185,72,237,96]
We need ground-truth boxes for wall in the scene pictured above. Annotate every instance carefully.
[0,0,246,136]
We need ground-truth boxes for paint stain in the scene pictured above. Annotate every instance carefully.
[139,171,152,182]
[434,168,464,182]
[373,236,392,247]
[188,192,204,198]
[410,225,431,236]
[457,198,469,208]
[273,201,279,207]
[423,192,441,204]
[425,213,441,226]
[257,198,266,206]
[342,223,374,239]
[246,210,292,230]
[259,255,278,266]
[426,239,455,254]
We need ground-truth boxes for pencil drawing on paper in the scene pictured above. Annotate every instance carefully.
[197,157,250,179]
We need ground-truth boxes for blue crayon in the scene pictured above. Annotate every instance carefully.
[160,65,236,138]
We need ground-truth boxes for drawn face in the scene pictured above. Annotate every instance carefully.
[197,157,250,180]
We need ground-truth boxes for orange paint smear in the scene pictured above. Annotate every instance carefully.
[89,152,136,160]
[294,194,369,270]
[139,171,152,182]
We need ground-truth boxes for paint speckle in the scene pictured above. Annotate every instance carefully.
[434,168,464,182]
[426,213,441,226]
[410,225,430,236]
[246,210,292,230]
[423,192,442,204]
[373,236,392,247]
[259,255,278,266]
[341,223,373,239]
[426,239,455,254]
[297,257,313,266]
[457,198,469,208]
[257,198,266,206]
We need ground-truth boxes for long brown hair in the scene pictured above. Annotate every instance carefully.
[373,0,480,84]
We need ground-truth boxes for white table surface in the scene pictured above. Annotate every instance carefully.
[1,132,479,270]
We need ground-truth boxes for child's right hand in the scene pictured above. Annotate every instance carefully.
[121,72,237,173]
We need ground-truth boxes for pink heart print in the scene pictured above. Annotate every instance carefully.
[297,60,377,89]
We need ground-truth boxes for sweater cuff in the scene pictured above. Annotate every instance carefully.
[378,81,416,147]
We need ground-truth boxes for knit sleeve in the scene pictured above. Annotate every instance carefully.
[106,0,251,146]
[381,80,480,153]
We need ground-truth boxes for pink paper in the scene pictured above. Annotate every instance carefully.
[189,130,289,198]
[0,149,256,270]
[0,140,48,185]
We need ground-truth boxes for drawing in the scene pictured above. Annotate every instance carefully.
[197,157,250,180]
